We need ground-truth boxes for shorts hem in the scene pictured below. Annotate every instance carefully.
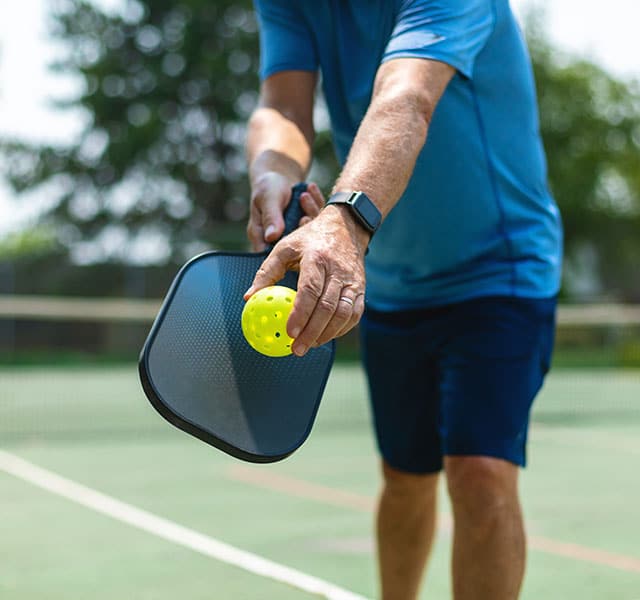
[379,452,443,475]
[443,444,526,468]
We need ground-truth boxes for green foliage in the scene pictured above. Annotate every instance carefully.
[2,0,262,262]
[0,227,60,259]
[525,10,640,300]
[1,1,639,300]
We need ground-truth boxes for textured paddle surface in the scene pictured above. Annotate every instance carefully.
[143,252,334,461]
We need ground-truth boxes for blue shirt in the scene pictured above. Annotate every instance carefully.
[254,0,563,310]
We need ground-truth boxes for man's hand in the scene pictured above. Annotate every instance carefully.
[244,204,369,356]
[244,59,453,356]
[246,70,318,250]
[247,174,325,251]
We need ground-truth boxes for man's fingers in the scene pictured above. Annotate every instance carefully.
[290,276,344,356]
[332,292,365,340]
[299,193,318,223]
[299,183,324,219]
[246,190,365,356]
[260,201,286,244]
[308,183,325,208]
[250,180,323,250]
[247,197,283,251]
[243,250,290,300]
[285,258,325,346]
[246,221,266,252]
[248,175,294,249]
[313,289,363,346]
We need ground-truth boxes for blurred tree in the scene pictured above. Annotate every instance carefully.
[3,0,266,263]
[0,1,638,299]
[0,227,60,260]
[525,9,640,300]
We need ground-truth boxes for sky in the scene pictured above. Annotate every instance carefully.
[1,0,639,235]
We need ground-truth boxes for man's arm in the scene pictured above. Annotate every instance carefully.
[245,70,324,250]
[246,58,455,356]
[331,58,454,219]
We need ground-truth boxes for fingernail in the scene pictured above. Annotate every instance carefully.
[265,224,276,239]
[243,287,253,298]
[290,327,300,338]
[294,344,307,357]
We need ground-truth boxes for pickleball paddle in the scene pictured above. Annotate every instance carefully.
[139,183,335,463]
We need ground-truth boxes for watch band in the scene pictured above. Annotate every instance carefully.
[326,191,382,236]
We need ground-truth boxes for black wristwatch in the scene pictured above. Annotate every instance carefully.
[325,191,382,236]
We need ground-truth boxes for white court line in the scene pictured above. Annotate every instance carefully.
[0,449,370,600]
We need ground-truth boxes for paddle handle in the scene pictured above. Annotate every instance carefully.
[265,182,308,253]
[284,182,308,236]
[266,181,307,252]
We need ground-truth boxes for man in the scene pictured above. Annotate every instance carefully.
[244,1,562,599]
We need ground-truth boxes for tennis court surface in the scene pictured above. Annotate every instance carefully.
[1,362,639,599]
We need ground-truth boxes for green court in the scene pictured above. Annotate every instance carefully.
[1,363,639,599]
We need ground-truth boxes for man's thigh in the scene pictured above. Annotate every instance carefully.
[360,296,557,473]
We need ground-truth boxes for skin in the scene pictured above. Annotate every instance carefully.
[377,457,526,600]
[446,457,526,600]
[245,58,454,356]
[376,462,440,600]
[245,58,527,600]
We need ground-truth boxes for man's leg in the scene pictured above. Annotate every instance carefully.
[445,456,525,600]
[359,308,445,599]
[377,460,440,600]
[433,296,557,599]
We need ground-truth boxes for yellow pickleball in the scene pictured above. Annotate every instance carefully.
[241,285,297,357]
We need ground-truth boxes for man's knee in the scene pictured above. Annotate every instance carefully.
[444,456,520,530]
[381,460,439,500]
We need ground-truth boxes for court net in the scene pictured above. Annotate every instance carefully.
[0,295,639,441]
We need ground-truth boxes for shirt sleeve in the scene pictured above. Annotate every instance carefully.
[253,0,319,80]
[383,0,495,78]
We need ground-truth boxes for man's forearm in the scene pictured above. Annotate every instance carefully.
[332,58,454,220]
[246,107,313,187]
[333,95,429,218]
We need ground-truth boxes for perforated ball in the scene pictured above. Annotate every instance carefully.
[241,285,297,357]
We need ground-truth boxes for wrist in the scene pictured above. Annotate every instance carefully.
[249,151,305,190]
[323,204,373,255]
[251,170,297,191]
[325,190,382,238]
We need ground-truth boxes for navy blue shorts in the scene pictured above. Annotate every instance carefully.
[359,295,557,473]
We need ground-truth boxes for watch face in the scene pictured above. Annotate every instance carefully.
[353,193,382,231]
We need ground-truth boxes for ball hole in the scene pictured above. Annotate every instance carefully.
[285,297,292,303]
[266,296,274,301]
[275,332,280,338]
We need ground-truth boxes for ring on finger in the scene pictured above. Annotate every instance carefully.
[339,296,354,306]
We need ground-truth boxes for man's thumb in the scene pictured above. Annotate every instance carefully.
[261,204,285,243]
[264,223,277,240]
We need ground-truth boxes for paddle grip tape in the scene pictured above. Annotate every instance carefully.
[265,182,308,253]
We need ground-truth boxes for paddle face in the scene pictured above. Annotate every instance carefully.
[139,184,335,463]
